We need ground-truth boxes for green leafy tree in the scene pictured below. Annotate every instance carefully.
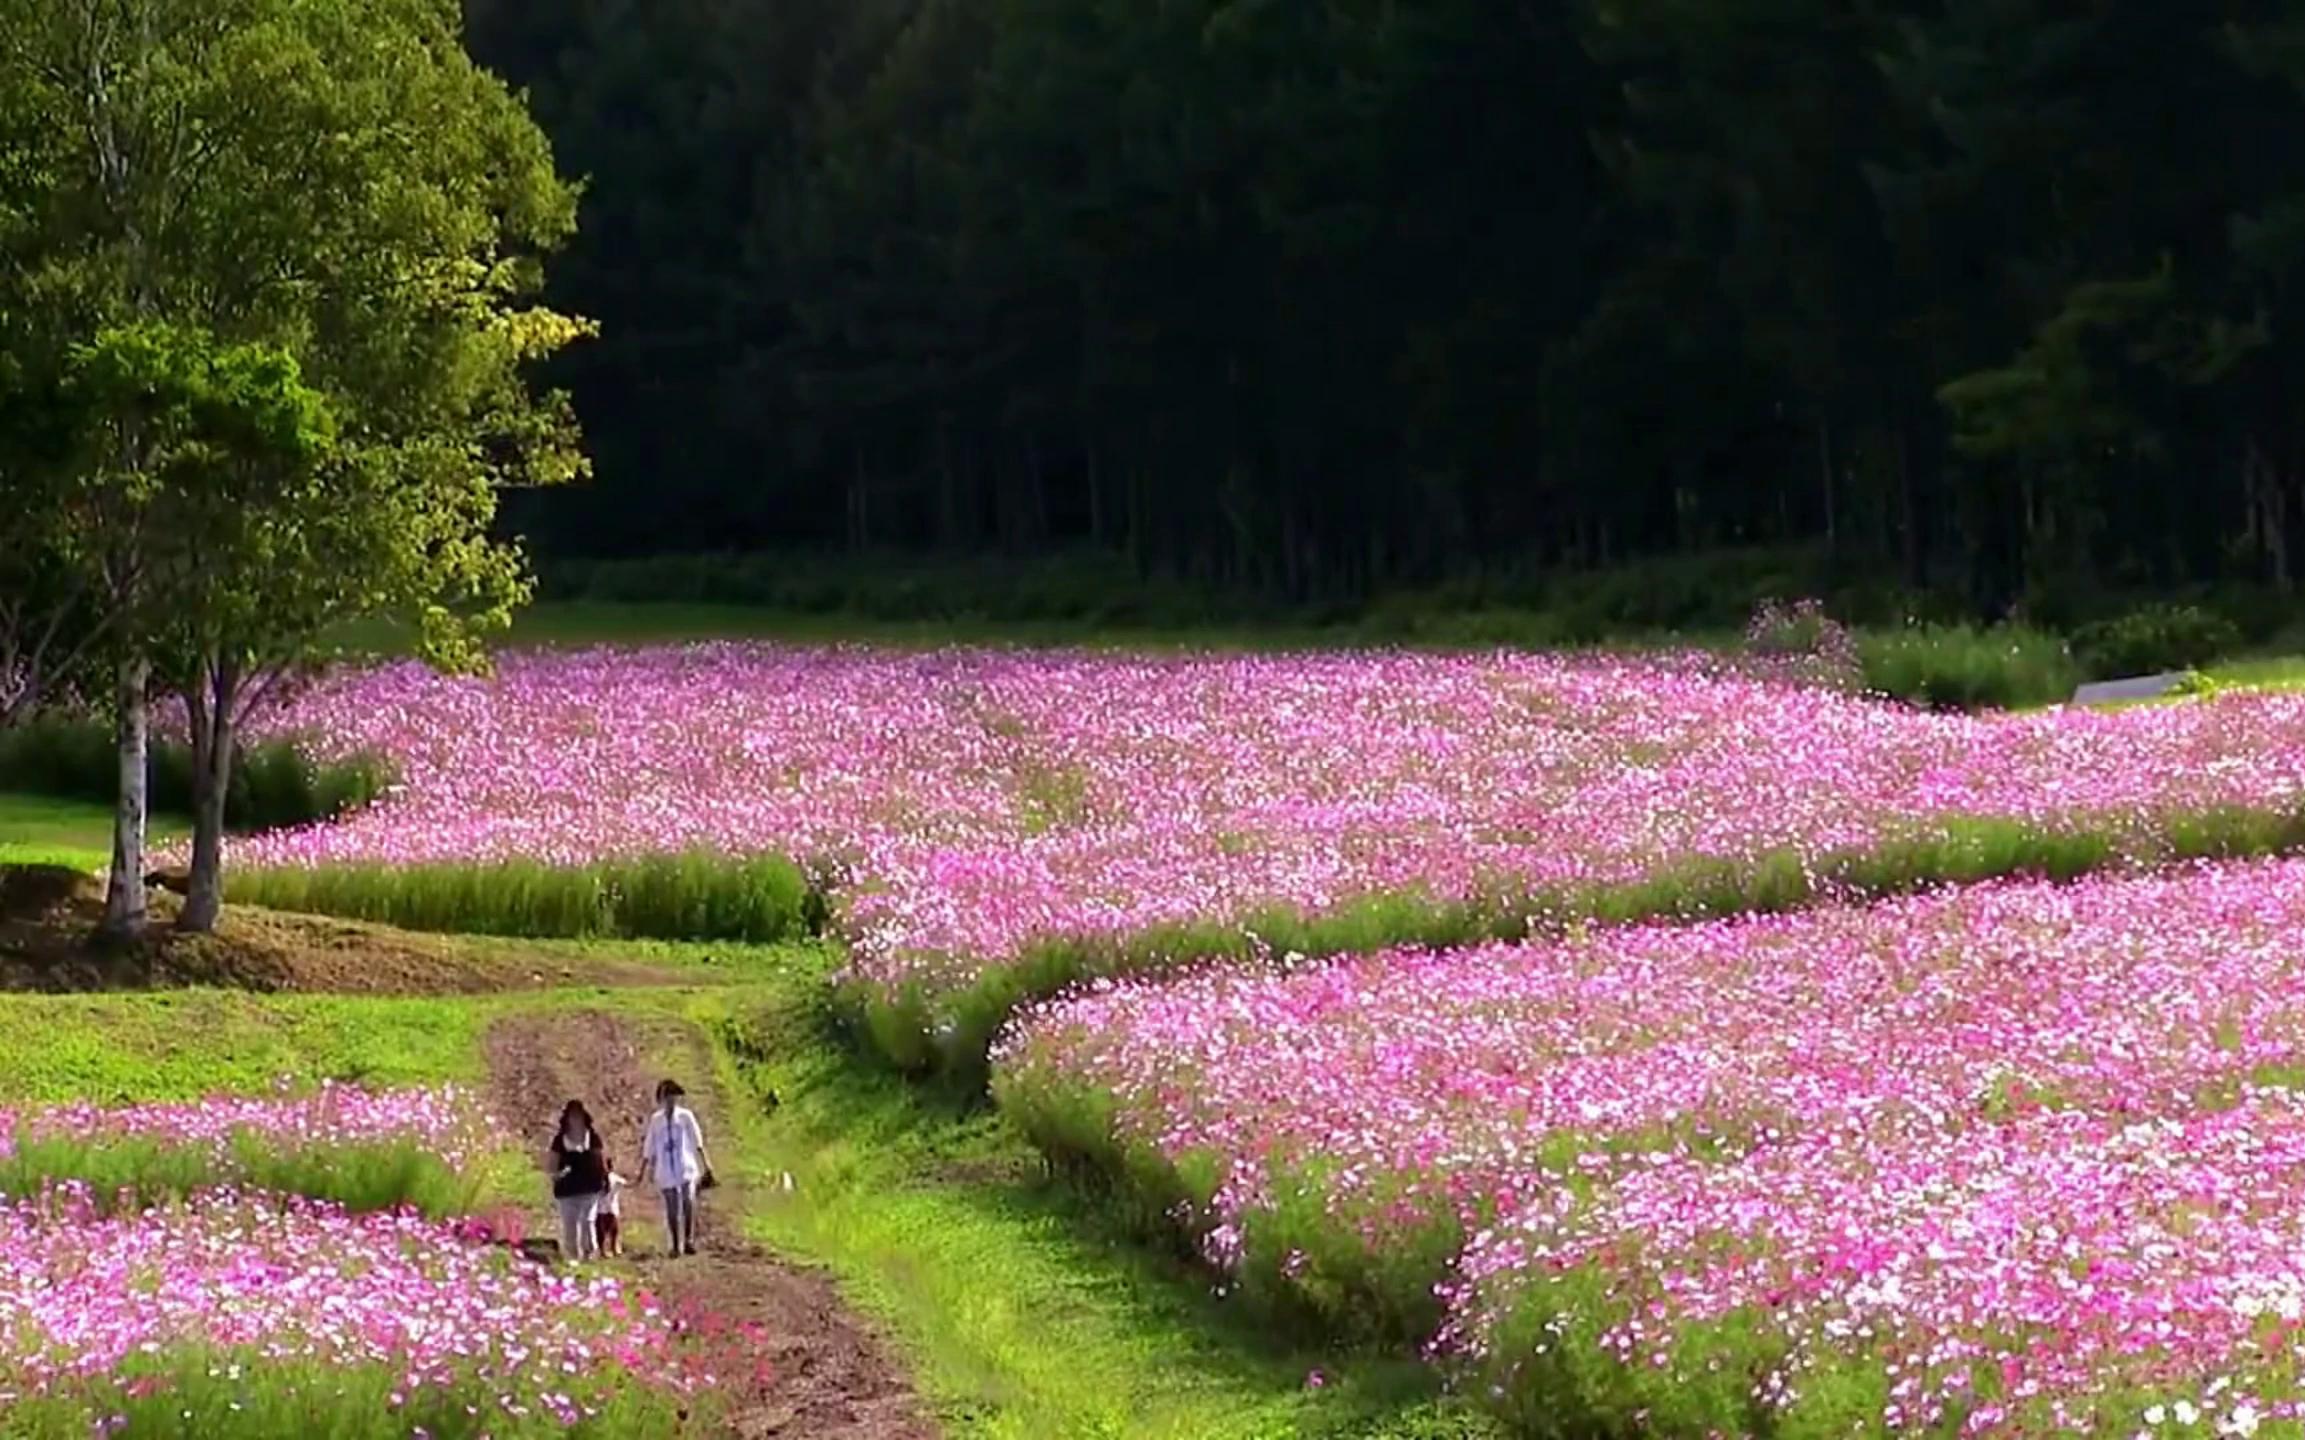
[0,0,585,935]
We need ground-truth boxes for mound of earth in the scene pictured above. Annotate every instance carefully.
[0,864,100,923]
[486,1011,933,1439]
[0,869,686,994]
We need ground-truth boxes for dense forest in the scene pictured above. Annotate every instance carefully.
[462,0,2305,613]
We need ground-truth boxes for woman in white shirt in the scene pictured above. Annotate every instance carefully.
[640,1078,714,1257]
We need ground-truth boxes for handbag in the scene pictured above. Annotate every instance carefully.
[698,1167,718,1192]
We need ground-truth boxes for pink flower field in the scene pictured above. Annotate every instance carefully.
[0,1082,503,1220]
[0,1086,777,1434]
[0,1186,699,1430]
[992,857,2305,1435]
[0,1082,497,1175]
[226,645,2305,1060]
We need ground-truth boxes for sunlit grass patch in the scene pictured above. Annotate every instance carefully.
[0,791,184,871]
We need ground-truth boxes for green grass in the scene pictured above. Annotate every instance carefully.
[0,948,809,1107]
[338,600,1539,656]
[2208,653,2305,692]
[0,960,1499,1438]
[681,948,1502,1440]
[0,1131,488,1217]
[0,789,184,870]
[228,851,817,942]
[0,990,489,1102]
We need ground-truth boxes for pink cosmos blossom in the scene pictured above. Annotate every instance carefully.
[215,645,2305,1035]
[0,1186,689,1411]
[996,858,2305,1432]
[0,1082,497,1176]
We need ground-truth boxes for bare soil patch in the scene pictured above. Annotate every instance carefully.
[485,1009,935,1440]
[0,866,684,994]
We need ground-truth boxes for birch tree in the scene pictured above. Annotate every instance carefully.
[0,0,585,935]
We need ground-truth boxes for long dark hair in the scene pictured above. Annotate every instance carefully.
[557,1099,596,1144]
[655,1078,686,1107]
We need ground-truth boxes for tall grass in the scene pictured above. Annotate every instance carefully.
[0,1133,484,1217]
[0,712,393,831]
[1856,623,2079,709]
[228,851,816,942]
[854,807,2305,1077]
[996,1073,1468,1349]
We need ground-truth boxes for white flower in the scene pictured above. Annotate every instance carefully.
[2223,1403,2260,1439]
[2175,1401,2201,1427]
[2147,1407,2167,1426]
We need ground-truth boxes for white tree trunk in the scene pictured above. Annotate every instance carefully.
[100,652,149,936]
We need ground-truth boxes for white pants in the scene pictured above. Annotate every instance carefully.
[556,1193,600,1260]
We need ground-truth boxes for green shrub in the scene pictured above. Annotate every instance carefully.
[1855,624,2078,710]
[228,851,815,942]
[0,712,392,831]
[2070,602,2242,678]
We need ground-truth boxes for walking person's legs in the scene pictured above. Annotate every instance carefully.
[557,1194,599,1260]
[660,1182,698,1255]
[557,1194,582,1257]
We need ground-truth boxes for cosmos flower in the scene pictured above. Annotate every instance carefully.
[999,858,2305,1433]
[213,645,2305,1038]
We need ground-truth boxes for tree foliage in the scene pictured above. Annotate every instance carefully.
[0,0,586,932]
[461,0,2305,612]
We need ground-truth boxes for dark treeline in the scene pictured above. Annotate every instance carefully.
[463,0,2305,614]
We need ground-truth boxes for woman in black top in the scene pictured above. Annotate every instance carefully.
[548,1099,610,1261]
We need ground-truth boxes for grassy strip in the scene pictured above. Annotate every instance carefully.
[0,991,489,1102]
[995,1071,1475,1349]
[0,713,394,832]
[0,1132,487,1216]
[0,790,186,870]
[333,597,1726,659]
[673,954,1506,1440]
[846,808,2305,1078]
[2208,654,2305,692]
[0,1351,695,1440]
[229,852,818,942]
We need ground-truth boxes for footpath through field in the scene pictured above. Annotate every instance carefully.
[484,1008,934,1439]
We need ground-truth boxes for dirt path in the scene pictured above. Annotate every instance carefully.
[485,1010,936,1440]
